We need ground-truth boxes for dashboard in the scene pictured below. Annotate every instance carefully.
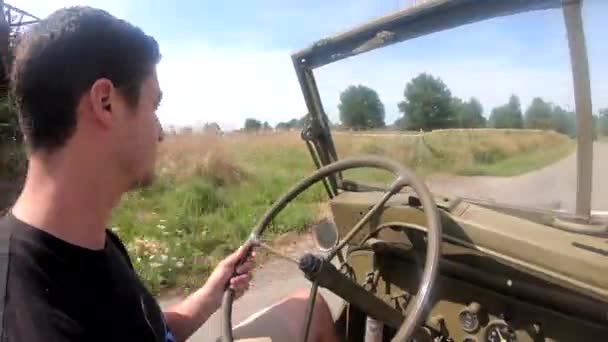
[341,246,608,342]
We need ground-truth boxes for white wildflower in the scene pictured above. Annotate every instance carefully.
[150,262,162,268]
[160,255,168,262]
[176,261,184,268]
[157,224,166,230]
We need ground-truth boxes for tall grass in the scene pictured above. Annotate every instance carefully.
[111,129,574,295]
[334,129,574,183]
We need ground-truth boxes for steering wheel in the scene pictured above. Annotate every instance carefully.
[221,156,442,342]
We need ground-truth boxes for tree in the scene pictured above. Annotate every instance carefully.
[338,85,385,130]
[0,98,19,143]
[393,116,409,130]
[275,114,309,131]
[452,97,486,128]
[551,105,576,137]
[243,118,262,131]
[397,73,454,130]
[489,95,524,129]
[275,122,290,131]
[179,126,193,135]
[525,97,554,129]
[203,122,222,135]
[599,108,608,137]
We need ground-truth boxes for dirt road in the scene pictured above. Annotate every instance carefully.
[427,143,608,213]
[161,143,608,341]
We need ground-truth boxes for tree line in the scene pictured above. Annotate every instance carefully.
[333,72,607,137]
[242,115,308,132]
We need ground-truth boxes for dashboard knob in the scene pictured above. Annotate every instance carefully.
[458,302,486,333]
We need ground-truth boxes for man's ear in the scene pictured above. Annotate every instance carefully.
[88,78,115,128]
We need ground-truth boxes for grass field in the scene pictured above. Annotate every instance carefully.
[109,129,574,295]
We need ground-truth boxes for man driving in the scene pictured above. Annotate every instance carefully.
[0,6,338,342]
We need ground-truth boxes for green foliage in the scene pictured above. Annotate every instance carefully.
[168,180,224,217]
[243,118,262,131]
[471,145,507,164]
[397,73,454,130]
[452,97,486,128]
[489,95,524,129]
[338,85,385,130]
[275,114,309,131]
[0,95,26,185]
[392,116,409,130]
[551,105,576,137]
[525,97,554,129]
[462,138,575,176]
[598,108,608,137]
[0,96,19,142]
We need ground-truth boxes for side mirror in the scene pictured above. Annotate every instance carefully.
[311,218,339,251]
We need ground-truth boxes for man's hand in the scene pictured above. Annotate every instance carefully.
[163,244,256,342]
[203,244,256,307]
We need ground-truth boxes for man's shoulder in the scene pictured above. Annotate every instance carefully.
[105,229,134,269]
[0,214,88,340]
[0,213,17,239]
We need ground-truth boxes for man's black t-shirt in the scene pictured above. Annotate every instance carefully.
[0,213,176,341]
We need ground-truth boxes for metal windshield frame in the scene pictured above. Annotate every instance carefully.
[291,0,593,219]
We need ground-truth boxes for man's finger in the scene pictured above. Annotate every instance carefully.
[230,273,252,287]
[232,282,250,298]
[224,243,256,268]
[236,261,254,275]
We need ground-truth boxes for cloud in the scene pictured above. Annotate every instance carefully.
[156,43,306,131]
[156,39,606,131]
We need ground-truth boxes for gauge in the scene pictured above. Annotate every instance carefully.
[484,320,517,342]
[459,302,482,333]
[459,310,480,333]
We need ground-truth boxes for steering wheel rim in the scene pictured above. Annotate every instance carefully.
[221,156,442,342]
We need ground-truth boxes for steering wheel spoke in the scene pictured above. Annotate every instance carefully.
[256,241,301,265]
[328,177,408,260]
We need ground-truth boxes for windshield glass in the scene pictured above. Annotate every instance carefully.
[312,1,606,214]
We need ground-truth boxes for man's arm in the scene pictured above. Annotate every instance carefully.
[163,245,254,342]
[163,286,218,342]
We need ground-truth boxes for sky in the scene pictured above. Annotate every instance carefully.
[17,0,608,131]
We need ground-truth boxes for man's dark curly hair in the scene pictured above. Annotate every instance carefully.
[11,6,161,152]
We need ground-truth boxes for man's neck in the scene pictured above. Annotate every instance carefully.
[10,153,123,250]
